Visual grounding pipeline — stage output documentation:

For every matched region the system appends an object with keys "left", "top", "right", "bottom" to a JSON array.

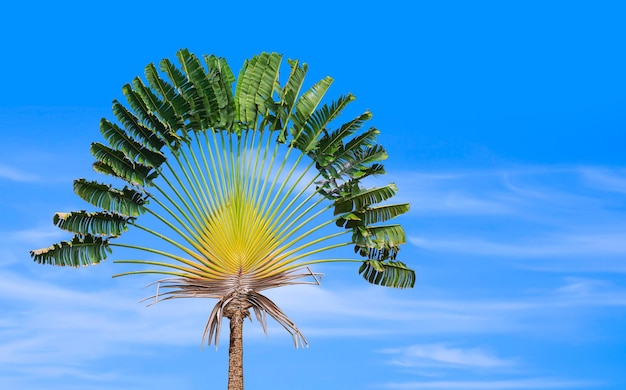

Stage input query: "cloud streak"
[
  {"left": 379, "top": 378, "right": 602, "bottom": 389},
  {"left": 409, "top": 231, "right": 626, "bottom": 259},
  {"left": 380, "top": 343, "right": 516, "bottom": 369},
  {"left": 392, "top": 166, "right": 626, "bottom": 276},
  {"left": 580, "top": 167, "right": 626, "bottom": 194},
  {"left": 394, "top": 166, "right": 624, "bottom": 221},
  {"left": 0, "top": 164, "right": 40, "bottom": 182}
]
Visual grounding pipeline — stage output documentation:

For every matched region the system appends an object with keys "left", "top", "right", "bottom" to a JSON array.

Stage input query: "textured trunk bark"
[{"left": 227, "top": 308, "right": 245, "bottom": 390}]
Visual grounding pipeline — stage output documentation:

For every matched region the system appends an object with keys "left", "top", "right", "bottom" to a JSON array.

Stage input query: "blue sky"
[{"left": 1, "top": 1, "right": 626, "bottom": 389}]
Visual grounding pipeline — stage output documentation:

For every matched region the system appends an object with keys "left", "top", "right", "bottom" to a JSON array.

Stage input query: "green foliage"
[
  {"left": 73, "top": 179, "right": 147, "bottom": 216},
  {"left": 334, "top": 184, "right": 398, "bottom": 214},
  {"left": 99, "top": 118, "right": 167, "bottom": 168},
  {"left": 236, "top": 52, "right": 282, "bottom": 132},
  {"left": 144, "top": 62, "right": 189, "bottom": 132},
  {"left": 359, "top": 260, "right": 415, "bottom": 288},
  {"left": 337, "top": 204, "right": 411, "bottom": 228},
  {"left": 290, "top": 77, "right": 334, "bottom": 140},
  {"left": 31, "top": 49, "right": 413, "bottom": 290},
  {"left": 111, "top": 100, "right": 166, "bottom": 151},
  {"left": 53, "top": 211, "right": 131, "bottom": 237},
  {"left": 352, "top": 225, "right": 406, "bottom": 253},
  {"left": 122, "top": 81, "right": 182, "bottom": 149},
  {"left": 30, "top": 234, "right": 111, "bottom": 267},
  {"left": 90, "top": 142, "right": 158, "bottom": 186},
  {"left": 291, "top": 94, "right": 354, "bottom": 153},
  {"left": 203, "top": 54, "right": 237, "bottom": 130}
]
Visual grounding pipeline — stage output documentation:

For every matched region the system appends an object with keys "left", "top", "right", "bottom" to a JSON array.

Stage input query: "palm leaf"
[
  {"left": 358, "top": 260, "right": 415, "bottom": 288},
  {"left": 131, "top": 77, "right": 181, "bottom": 136},
  {"left": 144, "top": 62, "right": 189, "bottom": 132},
  {"left": 235, "top": 52, "right": 282, "bottom": 131},
  {"left": 177, "top": 49, "right": 220, "bottom": 130},
  {"left": 353, "top": 224, "right": 406, "bottom": 248},
  {"left": 273, "top": 59, "right": 307, "bottom": 140},
  {"left": 290, "top": 76, "right": 333, "bottom": 140},
  {"left": 123, "top": 81, "right": 182, "bottom": 149},
  {"left": 334, "top": 184, "right": 398, "bottom": 215},
  {"left": 53, "top": 210, "right": 131, "bottom": 237},
  {"left": 111, "top": 101, "right": 166, "bottom": 151},
  {"left": 160, "top": 57, "right": 202, "bottom": 132},
  {"left": 343, "top": 127, "right": 380, "bottom": 150},
  {"left": 30, "top": 234, "right": 111, "bottom": 267},
  {"left": 352, "top": 225, "right": 406, "bottom": 265},
  {"left": 73, "top": 179, "right": 147, "bottom": 216},
  {"left": 100, "top": 118, "right": 167, "bottom": 169},
  {"left": 292, "top": 94, "right": 354, "bottom": 153},
  {"left": 337, "top": 203, "right": 410, "bottom": 228},
  {"left": 90, "top": 142, "right": 158, "bottom": 187},
  {"left": 277, "top": 59, "right": 307, "bottom": 115},
  {"left": 314, "top": 111, "right": 373, "bottom": 167},
  {"left": 360, "top": 203, "right": 410, "bottom": 226},
  {"left": 323, "top": 144, "right": 388, "bottom": 180},
  {"left": 327, "top": 128, "right": 386, "bottom": 172},
  {"left": 204, "top": 54, "right": 236, "bottom": 130}
]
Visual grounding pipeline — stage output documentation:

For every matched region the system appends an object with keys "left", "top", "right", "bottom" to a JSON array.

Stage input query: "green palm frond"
[
  {"left": 73, "top": 179, "right": 147, "bottom": 216},
  {"left": 313, "top": 110, "right": 373, "bottom": 166},
  {"left": 236, "top": 52, "right": 282, "bottom": 131},
  {"left": 31, "top": 234, "right": 111, "bottom": 267},
  {"left": 290, "top": 76, "right": 334, "bottom": 137},
  {"left": 99, "top": 119, "right": 167, "bottom": 169},
  {"left": 203, "top": 54, "right": 237, "bottom": 130},
  {"left": 292, "top": 94, "right": 354, "bottom": 153},
  {"left": 144, "top": 62, "right": 189, "bottom": 130},
  {"left": 334, "top": 184, "right": 399, "bottom": 214},
  {"left": 90, "top": 142, "right": 158, "bottom": 186},
  {"left": 343, "top": 126, "right": 380, "bottom": 151},
  {"left": 122, "top": 81, "right": 182, "bottom": 149},
  {"left": 112, "top": 100, "right": 166, "bottom": 151},
  {"left": 272, "top": 59, "right": 307, "bottom": 141},
  {"left": 359, "top": 260, "right": 415, "bottom": 288},
  {"left": 178, "top": 50, "right": 215, "bottom": 112},
  {"left": 353, "top": 224, "right": 406, "bottom": 250},
  {"left": 277, "top": 59, "right": 307, "bottom": 115},
  {"left": 161, "top": 57, "right": 205, "bottom": 132},
  {"left": 324, "top": 144, "right": 388, "bottom": 180},
  {"left": 337, "top": 203, "right": 411, "bottom": 228},
  {"left": 53, "top": 210, "right": 131, "bottom": 237}
]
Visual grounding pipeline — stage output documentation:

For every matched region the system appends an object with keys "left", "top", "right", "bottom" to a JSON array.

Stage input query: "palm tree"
[{"left": 30, "top": 50, "right": 414, "bottom": 390}]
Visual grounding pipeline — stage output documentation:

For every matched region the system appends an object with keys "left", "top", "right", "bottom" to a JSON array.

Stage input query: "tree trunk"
[{"left": 227, "top": 307, "right": 245, "bottom": 390}]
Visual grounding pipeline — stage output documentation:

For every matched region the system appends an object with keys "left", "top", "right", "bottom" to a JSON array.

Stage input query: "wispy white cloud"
[
  {"left": 0, "top": 225, "right": 68, "bottom": 267},
  {"left": 0, "top": 164, "right": 40, "bottom": 182},
  {"left": 545, "top": 277, "right": 626, "bottom": 307},
  {"left": 380, "top": 343, "right": 516, "bottom": 369},
  {"left": 393, "top": 166, "right": 624, "bottom": 223},
  {"left": 379, "top": 378, "right": 602, "bottom": 389},
  {"left": 409, "top": 231, "right": 626, "bottom": 259},
  {"left": 393, "top": 165, "right": 626, "bottom": 277},
  {"left": 391, "top": 171, "right": 517, "bottom": 216},
  {"left": 265, "top": 278, "right": 626, "bottom": 341},
  {"left": 409, "top": 190, "right": 515, "bottom": 216},
  {"left": 267, "top": 283, "right": 525, "bottom": 337},
  {"left": 4, "top": 225, "right": 66, "bottom": 245},
  {"left": 580, "top": 167, "right": 626, "bottom": 194}
]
